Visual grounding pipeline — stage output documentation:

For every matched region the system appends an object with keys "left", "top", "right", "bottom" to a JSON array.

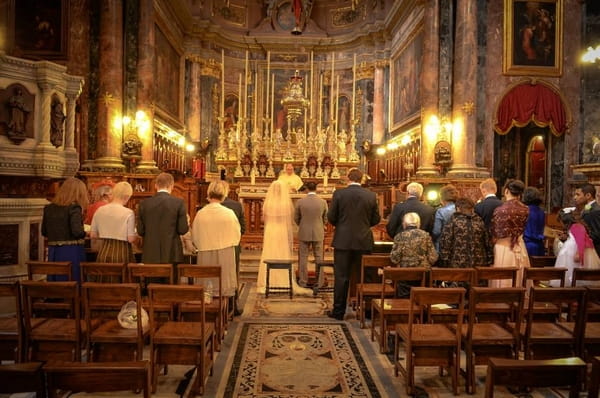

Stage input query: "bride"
[{"left": 256, "top": 180, "right": 313, "bottom": 296}]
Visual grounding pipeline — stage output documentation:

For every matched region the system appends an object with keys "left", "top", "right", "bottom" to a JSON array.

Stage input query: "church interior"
[{"left": 2, "top": 0, "right": 600, "bottom": 397}]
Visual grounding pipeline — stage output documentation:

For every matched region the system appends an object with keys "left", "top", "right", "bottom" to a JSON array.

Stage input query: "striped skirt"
[{"left": 96, "top": 238, "right": 135, "bottom": 264}]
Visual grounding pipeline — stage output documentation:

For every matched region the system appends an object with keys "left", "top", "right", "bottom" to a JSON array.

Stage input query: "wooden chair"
[
  {"left": 26, "top": 261, "right": 72, "bottom": 281},
  {"left": 127, "top": 263, "right": 174, "bottom": 314},
  {"left": 177, "top": 264, "right": 226, "bottom": 350},
  {"left": 572, "top": 269, "right": 600, "bottom": 320},
  {"left": 520, "top": 267, "right": 567, "bottom": 321},
  {"left": 474, "top": 266, "right": 518, "bottom": 287},
  {"left": 484, "top": 356, "right": 586, "bottom": 398},
  {"left": 81, "top": 261, "right": 126, "bottom": 283},
  {"left": 148, "top": 284, "right": 215, "bottom": 396},
  {"left": 20, "top": 280, "right": 83, "bottom": 361},
  {"left": 356, "top": 255, "right": 395, "bottom": 328},
  {"left": 560, "top": 287, "right": 600, "bottom": 361},
  {"left": 528, "top": 255, "right": 557, "bottom": 268},
  {"left": 370, "top": 267, "right": 427, "bottom": 353},
  {"left": 0, "top": 282, "right": 23, "bottom": 362},
  {"left": 460, "top": 287, "right": 526, "bottom": 394},
  {"left": 590, "top": 356, "right": 600, "bottom": 398},
  {"left": 0, "top": 361, "right": 45, "bottom": 397},
  {"left": 519, "top": 286, "right": 587, "bottom": 359},
  {"left": 44, "top": 360, "right": 150, "bottom": 398},
  {"left": 428, "top": 267, "right": 475, "bottom": 321},
  {"left": 82, "top": 282, "right": 147, "bottom": 362},
  {"left": 394, "top": 287, "right": 466, "bottom": 395}
]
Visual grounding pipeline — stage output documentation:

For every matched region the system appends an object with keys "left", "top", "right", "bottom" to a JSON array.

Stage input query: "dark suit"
[
  {"left": 386, "top": 196, "right": 435, "bottom": 238},
  {"left": 222, "top": 197, "right": 245, "bottom": 311},
  {"left": 474, "top": 195, "right": 503, "bottom": 230},
  {"left": 583, "top": 201, "right": 600, "bottom": 256},
  {"left": 137, "top": 191, "right": 189, "bottom": 264},
  {"left": 327, "top": 183, "right": 380, "bottom": 318}
]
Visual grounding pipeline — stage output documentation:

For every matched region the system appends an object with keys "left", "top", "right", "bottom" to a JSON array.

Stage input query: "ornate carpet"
[{"left": 223, "top": 322, "right": 382, "bottom": 398}]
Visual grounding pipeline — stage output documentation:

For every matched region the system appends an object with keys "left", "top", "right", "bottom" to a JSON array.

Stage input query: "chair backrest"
[
  {"left": 0, "top": 362, "right": 45, "bottom": 396},
  {"left": 429, "top": 267, "right": 475, "bottom": 287},
  {"left": 177, "top": 264, "right": 222, "bottom": 297},
  {"left": 572, "top": 268, "right": 600, "bottom": 287},
  {"left": 408, "top": 287, "right": 466, "bottom": 326},
  {"left": 468, "top": 287, "right": 526, "bottom": 339},
  {"left": 381, "top": 267, "right": 427, "bottom": 299},
  {"left": 82, "top": 282, "right": 142, "bottom": 321},
  {"left": 26, "top": 261, "right": 72, "bottom": 281},
  {"left": 360, "top": 255, "right": 393, "bottom": 283},
  {"left": 80, "top": 262, "right": 126, "bottom": 283},
  {"left": 127, "top": 263, "right": 174, "bottom": 284},
  {"left": 44, "top": 360, "right": 150, "bottom": 398},
  {"left": 528, "top": 255, "right": 557, "bottom": 268},
  {"left": 148, "top": 284, "right": 204, "bottom": 324},
  {"left": 523, "top": 267, "right": 567, "bottom": 288},
  {"left": 484, "top": 356, "right": 586, "bottom": 398},
  {"left": 475, "top": 266, "right": 519, "bottom": 287},
  {"left": 0, "top": 282, "right": 23, "bottom": 362}
]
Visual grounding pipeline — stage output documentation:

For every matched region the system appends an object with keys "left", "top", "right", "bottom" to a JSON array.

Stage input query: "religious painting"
[
  {"left": 503, "top": 0, "right": 563, "bottom": 77},
  {"left": 390, "top": 29, "right": 423, "bottom": 132},
  {"left": 223, "top": 93, "right": 239, "bottom": 132},
  {"left": 270, "top": 68, "right": 308, "bottom": 138},
  {"left": 154, "top": 25, "right": 181, "bottom": 119},
  {"left": 13, "top": 0, "right": 68, "bottom": 59},
  {"left": 337, "top": 95, "right": 351, "bottom": 133}
]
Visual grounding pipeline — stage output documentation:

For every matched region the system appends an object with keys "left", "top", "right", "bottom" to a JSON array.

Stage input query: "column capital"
[
  {"left": 374, "top": 60, "right": 389, "bottom": 69},
  {"left": 356, "top": 62, "right": 374, "bottom": 80}
]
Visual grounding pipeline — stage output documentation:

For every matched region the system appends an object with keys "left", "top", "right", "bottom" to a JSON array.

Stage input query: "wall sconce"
[
  {"left": 431, "top": 116, "right": 453, "bottom": 176},
  {"left": 121, "top": 111, "right": 145, "bottom": 160}
]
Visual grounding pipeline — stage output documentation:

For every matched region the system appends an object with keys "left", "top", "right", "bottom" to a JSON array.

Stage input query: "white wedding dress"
[{"left": 256, "top": 213, "right": 313, "bottom": 297}]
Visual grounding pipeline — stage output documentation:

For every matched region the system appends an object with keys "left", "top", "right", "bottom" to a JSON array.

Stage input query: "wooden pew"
[{"left": 0, "top": 361, "right": 45, "bottom": 397}]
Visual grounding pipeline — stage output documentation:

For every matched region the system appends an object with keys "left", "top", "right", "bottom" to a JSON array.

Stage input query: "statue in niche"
[
  {"left": 7, "top": 88, "right": 30, "bottom": 144},
  {"left": 50, "top": 99, "right": 66, "bottom": 147}
]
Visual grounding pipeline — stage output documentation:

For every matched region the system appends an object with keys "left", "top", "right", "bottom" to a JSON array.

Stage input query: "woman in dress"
[
  {"left": 191, "top": 180, "right": 240, "bottom": 298},
  {"left": 490, "top": 179, "right": 530, "bottom": 288},
  {"left": 42, "top": 177, "right": 89, "bottom": 282},
  {"left": 522, "top": 186, "right": 546, "bottom": 256},
  {"left": 256, "top": 180, "right": 313, "bottom": 296},
  {"left": 553, "top": 207, "right": 600, "bottom": 286},
  {"left": 90, "top": 181, "right": 138, "bottom": 264}
]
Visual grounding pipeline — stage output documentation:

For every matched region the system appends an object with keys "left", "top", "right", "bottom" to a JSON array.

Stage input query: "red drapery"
[{"left": 494, "top": 83, "right": 568, "bottom": 136}]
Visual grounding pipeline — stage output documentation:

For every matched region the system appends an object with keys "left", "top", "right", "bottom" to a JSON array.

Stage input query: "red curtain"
[{"left": 494, "top": 83, "right": 568, "bottom": 136}]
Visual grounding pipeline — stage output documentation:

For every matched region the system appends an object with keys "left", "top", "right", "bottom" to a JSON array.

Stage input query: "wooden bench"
[
  {"left": 0, "top": 361, "right": 45, "bottom": 397},
  {"left": 484, "top": 356, "right": 586, "bottom": 398}
]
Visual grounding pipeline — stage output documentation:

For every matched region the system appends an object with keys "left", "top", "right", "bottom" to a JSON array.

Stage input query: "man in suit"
[
  {"left": 137, "top": 172, "right": 189, "bottom": 265},
  {"left": 386, "top": 182, "right": 435, "bottom": 239},
  {"left": 221, "top": 182, "right": 246, "bottom": 315},
  {"left": 474, "top": 178, "right": 503, "bottom": 231},
  {"left": 575, "top": 183, "right": 600, "bottom": 256},
  {"left": 294, "top": 181, "right": 328, "bottom": 288},
  {"left": 327, "top": 168, "right": 380, "bottom": 321}
]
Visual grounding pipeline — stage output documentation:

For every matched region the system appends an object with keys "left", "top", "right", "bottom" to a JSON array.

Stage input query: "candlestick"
[
  {"left": 221, "top": 49, "right": 225, "bottom": 117},
  {"left": 310, "top": 51, "right": 314, "bottom": 111},
  {"left": 335, "top": 74, "right": 340, "bottom": 132},
  {"left": 254, "top": 70, "right": 258, "bottom": 132},
  {"left": 271, "top": 73, "right": 275, "bottom": 137},
  {"left": 266, "top": 51, "right": 270, "bottom": 120},
  {"left": 352, "top": 53, "right": 356, "bottom": 121},
  {"left": 244, "top": 50, "right": 249, "bottom": 118},
  {"left": 323, "top": 172, "right": 328, "bottom": 187},
  {"left": 330, "top": 53, "right": 335, "bottom": 125},
  {"left": 319, "top": 73, "right": 323, "bottom": 130},
  {"left": 238, "top": 73, "right": 242, "bottom": 136},
  {"left": 250, "top": 169, "right": 255, "bottom": 185}
]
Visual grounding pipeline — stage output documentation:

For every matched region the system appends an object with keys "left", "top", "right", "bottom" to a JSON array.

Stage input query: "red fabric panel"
[{"left": 494, "top": 83, "right": 568, "bottom": 136}]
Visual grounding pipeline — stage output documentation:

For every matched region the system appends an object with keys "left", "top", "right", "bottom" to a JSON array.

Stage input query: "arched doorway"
[{"left": 494, "top": 80, "right": 570, "bottom": 211}]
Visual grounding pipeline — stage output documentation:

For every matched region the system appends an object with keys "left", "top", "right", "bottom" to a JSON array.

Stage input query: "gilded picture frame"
[
  {"left": 390, "top": 28, "right": 423, "bottom": 133},
  {"left": 503, "top": 0, "right": 563, "bottom": 77},
  {"left": 12, "top": 0, "right": 68, "bottom": 59}
]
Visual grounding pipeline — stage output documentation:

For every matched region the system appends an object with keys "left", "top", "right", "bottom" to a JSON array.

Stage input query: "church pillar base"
[
  {"left": 447, "top": 164, "right": 490, "bottom": 178},
  {"left": 93, "top": 157, "right": 125, "bottom": 172},
  {"left": 135, "top": 160, "right": 159, "bottom": 174},
  {"left": 416, "top": 166, "right": 441, "bottom": 178}
]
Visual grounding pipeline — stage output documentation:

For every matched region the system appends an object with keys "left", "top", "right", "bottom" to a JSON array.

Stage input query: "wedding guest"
[
  {"left": 84, "top": 179, "right": 114, "bottom": 225},
  {"left": 386, "top": 182, "right": 435, "bottom": 238},
  {"left": 439, "top": 198, "right": 493, "bottom": 268},
  {"left": 137, "top": 172, "right": 189, "bottom": 264},
  {"left": 90, "top": 181, "right": 138, "bottom": 264},
  {"left": 522, "top": 186, "right": 546, "bottom": 256},
  {"left": 327, "top": 168, "right": 380, "bottom": 320},
  {"left": 490, "top": 179, "right": 530, "bottom": 288},
  {"left": 256, "top": 180, "right": 313, "bottom": 296},
  {"left": 390, "top": 212, "right": 438, "bottom": 268},
  {"left": 432, "top": 184, "right": 458, "bottom": 250},
  {"left": 191, "top": 180, "right": 240, "bottom": 297},
  {"left": 553, "top": 207, "right": 600, "bottom": 286},
  {"left": 575, "top": 183, "right": 600, "bottom": 256},
  {"left": 42, "top": 177, "right": 89, "bottom": 282},
  {"left": 475, "top": 178, "right": 503, "bottom": 231}
]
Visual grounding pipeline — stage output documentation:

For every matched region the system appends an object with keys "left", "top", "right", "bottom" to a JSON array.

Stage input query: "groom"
[{"left": 327, "top": 168, "right": 380, "bottom": 320}]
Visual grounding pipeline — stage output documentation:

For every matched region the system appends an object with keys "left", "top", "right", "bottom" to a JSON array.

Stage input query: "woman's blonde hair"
[
  {"left": 402, "top": 212, "right": 421, "bottom": 228},
  {"left": 112, "top": 181, "right": 133, "bottom": 202},
  {"left": 207, "top": 180, "right": 229, "bottom": 201},
  {"left": 53, "top": 177, "right": 89, "bottom": 208}
]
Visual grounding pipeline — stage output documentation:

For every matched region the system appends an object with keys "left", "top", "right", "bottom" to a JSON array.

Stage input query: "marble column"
[
  {"left": 38, "top": 84, "right": 53, "bottom": 146},
  {"left": 417, "top": 0, "right": 441, "bottom": 177},
  {"left": 448, "top": 0, "right": 487, "bottom": 177},
  {"left": 187, "top": 58, "right": 201, "bottom": 143},
  {"left": 65, "top": 78, "right": 83, "bottom": 152},
  {"left": 372, "top": 60, "right": 386, "bottom": 145},
  {"left": 135, "top": 0, "right": 157, "bottom": 172},
  {"left": 94, "top": 0, "right": 125, "bottom": 171}
]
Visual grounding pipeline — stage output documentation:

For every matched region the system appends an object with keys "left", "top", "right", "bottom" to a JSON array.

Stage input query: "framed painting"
[
  {"left": 390, "top": 29, "right": 423, "bottom": 132},
  {"left": 503, "top": 0, "right": 563, "bottom": 77},
  {"left": 13, "top": 0, "right": 68, "bottom": 59},
  {"left": 154, "top": 25, "right": 181, "bottom": 120}
]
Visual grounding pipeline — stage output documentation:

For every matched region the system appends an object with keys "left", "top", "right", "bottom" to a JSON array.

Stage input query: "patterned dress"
[
  {"left": 390, "top": 227, "right": 438, "bottom": 268},
  {"left": 490, "top": 199, "right": 530, "bottom": 287},
  {"left": 439, "top": 212, "right": 493, "bottom": 268}
]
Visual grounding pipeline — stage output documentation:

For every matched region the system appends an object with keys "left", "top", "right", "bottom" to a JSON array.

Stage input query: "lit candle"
[
  {"left": 352, "top": 53, "right": 356, "bottom": 121},
  {"left": 335, "top": 74, "right": 340, "bottom": 131},
  {"left": 330, "top": 53, "right": 335, "bottom": 124},
  {"left": 318, "top": 73, "right": 323, "bottom": 130},
  {"left": 254, "top": 70, "right": 258, "bottom": 132},
  {"left": 244, "top": 50, "right": 249, "bottom": 118},
  {"left": 221, "top": 49, "right": 225, "bottom": 117},
  {"left": 310, "top": 51, "right": 314, "bottom": 111},
  {"left": 266, "top": 51, "right": 270, "bottom": 120},
  {"left": 238, "top": 72, "right": 242, "bottom": 116},
  {"left": 271, "top": 73, "right": 275, "bottom": 137}
]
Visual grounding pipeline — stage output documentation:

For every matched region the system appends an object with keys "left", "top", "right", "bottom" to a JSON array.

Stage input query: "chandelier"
[{"left": 280, "top": 70, "right": 309, "bottom": 122}]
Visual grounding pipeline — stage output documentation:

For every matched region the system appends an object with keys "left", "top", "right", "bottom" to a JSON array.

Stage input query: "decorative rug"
[
  {"left": 224, "top": 322, "right": 382, "bottom": 398},
  {"left": 249, "top": 285, "right": 333, "bottom": 317}
]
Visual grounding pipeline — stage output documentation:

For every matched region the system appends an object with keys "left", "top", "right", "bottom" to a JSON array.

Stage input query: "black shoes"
[{"left": 326, "top": 310, "right": 344, "bottom": 321}]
